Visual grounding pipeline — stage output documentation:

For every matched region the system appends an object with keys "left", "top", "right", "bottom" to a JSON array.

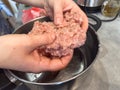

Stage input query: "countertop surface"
[{"left": 72, "top": 14, "right": 120, "bottom": 90}]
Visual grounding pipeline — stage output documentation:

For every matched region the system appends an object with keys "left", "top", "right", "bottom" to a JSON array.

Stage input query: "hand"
[
  {"left": 14, "top": 0, "right": 88, "bottom": 31},
  {"left": 0, "top": 34, "right": 73, "bottom": 73},
  {"left": 44, "top": 0, "right": 88, "bottom": 31}
]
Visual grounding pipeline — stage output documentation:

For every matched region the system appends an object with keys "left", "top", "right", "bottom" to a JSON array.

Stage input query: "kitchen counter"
[{"left": 72, "top": 14, "right": 120, "bottom": 90}]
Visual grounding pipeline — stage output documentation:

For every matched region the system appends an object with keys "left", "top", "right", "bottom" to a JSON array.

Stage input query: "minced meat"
[{"left": 28, "top": 10, "right": 87, "bottom": 57}]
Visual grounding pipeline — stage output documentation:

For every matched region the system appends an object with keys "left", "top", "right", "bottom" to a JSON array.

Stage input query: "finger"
[
  {"left": 73, "top": 5, "right": 88, "bottom": 31},
  {"left": 44, "top": 5, "right": 54, "bottom": 20},
  {"left": 29, "top": 33, "right": 55, "bottom": 49},
  {"left": 54, "top": 1, "right": 63, "bottom": 25},
  {"left": 61, "top": 52, "right": 73, "bottom": 67},
  {"left": 49, "top": 52, "right": 73, "bottom": 71},
  {"left": 63, "top": 0, "right": 74, "bottom": 12},
  {"left": 32, "top": 51, "right": 73, "bottom": 72},
  {"left": 26, "top": 53, "right": 51, "bottom": 73},
  {"left": 81, "top": 13, "right": 88, "bottom": 31},
  {"left": 36, "top": 55, "right": 51, "bottom": 72},
  {"left": 76, "top": 6, "right": 88, "bottom": 31}
]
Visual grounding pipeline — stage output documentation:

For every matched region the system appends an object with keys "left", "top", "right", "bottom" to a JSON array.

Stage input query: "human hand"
[
  {"left": 0, "top": 34, "right": 73, "bottom": 73},
  {"left": 14, "top": 0, "right": 88, "bottom": 31},
  {"left": 44, "top": 0, "right": 88, "bottom": 31}
]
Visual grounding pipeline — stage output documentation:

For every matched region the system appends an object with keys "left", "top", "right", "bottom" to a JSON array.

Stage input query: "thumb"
[
  {"left": 29, "top": 33, "right": 55, "bottom": 49},
  {"left": 54, "top": 1, "right": 63, "bottom": 25}
]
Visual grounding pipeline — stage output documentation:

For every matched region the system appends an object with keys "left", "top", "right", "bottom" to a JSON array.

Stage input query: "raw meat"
[{"left": 28, "top": 10, "right": 87, "bottom": 57}]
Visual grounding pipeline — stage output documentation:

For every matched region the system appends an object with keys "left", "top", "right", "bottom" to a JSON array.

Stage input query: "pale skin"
[{"left": 0, "top": 0, "right": 88, "bottom": 73}]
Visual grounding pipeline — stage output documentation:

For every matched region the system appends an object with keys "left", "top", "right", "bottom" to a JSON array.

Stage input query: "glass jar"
[{"left": 101, "top": 0, "right": 120, "bottom": 17}]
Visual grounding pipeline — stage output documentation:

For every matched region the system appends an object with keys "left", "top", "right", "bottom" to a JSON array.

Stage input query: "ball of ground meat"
[{"left": 28, "top": 10, "right": 87, "bottom": 57}]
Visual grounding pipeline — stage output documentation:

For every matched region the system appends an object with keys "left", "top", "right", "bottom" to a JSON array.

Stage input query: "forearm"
[{"left": 13, "top": 0, "right": 45, "bottom": 8}]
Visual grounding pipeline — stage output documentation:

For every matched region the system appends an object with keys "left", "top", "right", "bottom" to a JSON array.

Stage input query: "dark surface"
[
  {"left": 0, "top": 69, "right": 16, "bottom": 90},
  {"left": 13, "top": 84, "right": 30, "bottom": 90}
]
